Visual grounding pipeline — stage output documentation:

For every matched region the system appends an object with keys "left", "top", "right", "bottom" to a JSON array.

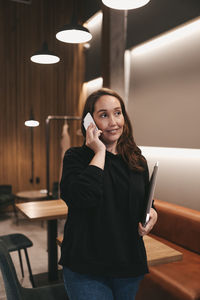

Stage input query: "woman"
[{"left": 59, "top": 88, "right": 157, "bottom": 300}]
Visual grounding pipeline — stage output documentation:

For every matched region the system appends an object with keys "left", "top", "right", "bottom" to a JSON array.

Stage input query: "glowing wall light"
[{"left": 131, "top": 17, "right": 200, "bottom": 56}]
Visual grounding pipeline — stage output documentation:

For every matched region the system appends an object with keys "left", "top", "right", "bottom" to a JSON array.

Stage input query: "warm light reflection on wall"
[
  {"left": 124, "top": 50, "right": 131, "bottom": 105},
  {"left": 140, "top": 146, "right": 200, "bottom": 160},
  {"left": 84, "top": 11, "right": 103, "bottom": 29},
  {"left": 139, "top": 146, "right": 200, "bottom": 211},
  {"left": 83, "top": 77, "right": 103, "bottom": 98},
  {"left": 79, "top": 77, "right": 103, "bottom": 119},
  {"left": 131, "top": 17, "right": 200, "bottom": 55}
]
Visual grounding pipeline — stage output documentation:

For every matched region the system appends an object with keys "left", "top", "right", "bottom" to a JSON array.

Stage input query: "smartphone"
[{"left": 83, "top": 112, "right": 98, "bottom": 131}]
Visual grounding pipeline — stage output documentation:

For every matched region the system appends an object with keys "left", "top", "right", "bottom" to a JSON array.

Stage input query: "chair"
[
  {"left": 51, "top": 182, "right": 59, "bottom": 199},
  {"left": 0, "top": 233, "right": 35, "bottom": 287},
  {"left": 0, "top": 185, "right": 18, "bottom": 223},
  {"left": 0, "top": 240, "right": 68, "bottom": 300}
]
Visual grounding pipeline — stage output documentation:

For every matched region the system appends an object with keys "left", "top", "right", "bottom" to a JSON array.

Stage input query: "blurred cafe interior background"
[
  {"left": 0, "top": 0, "right": 200, "bottom": 210},
  {"left": 0, "top": 0, "right": 200, "bottom": 299}
]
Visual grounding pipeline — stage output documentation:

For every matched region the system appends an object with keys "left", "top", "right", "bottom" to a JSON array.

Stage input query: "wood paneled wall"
[{"left": 0, "top": 0, "right": 85, "bottom": 193}]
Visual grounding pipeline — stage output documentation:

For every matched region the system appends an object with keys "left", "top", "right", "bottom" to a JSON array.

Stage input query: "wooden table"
[
  {"left": 15, "top": 199, "right": 68, "bottom": 282},
  {"left": 57, "top": 235, "right": 182, "bottom": 267},
  {"left": 16, "top": 190, "right": 48, "bottom": 200},
  {"left": 16, "top": 199, "right": 182, "bottom": 280},
  {"left": 143, "top": 235, "right": 182, "bottom": 266}
]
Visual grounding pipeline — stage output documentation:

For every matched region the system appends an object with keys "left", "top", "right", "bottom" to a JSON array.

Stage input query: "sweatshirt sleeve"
[{"left": 60, "top": 147, "right": 104, "bottom": 209}]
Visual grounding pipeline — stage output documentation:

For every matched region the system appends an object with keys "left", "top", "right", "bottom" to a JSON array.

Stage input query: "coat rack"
[{"left": 45, "top": 115, "right": 81, "bottom": 198}]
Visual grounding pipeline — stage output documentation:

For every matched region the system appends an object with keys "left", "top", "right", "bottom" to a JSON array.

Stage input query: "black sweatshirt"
[{"left": 59, "top": 145, "right": 149, "bottom": 278}]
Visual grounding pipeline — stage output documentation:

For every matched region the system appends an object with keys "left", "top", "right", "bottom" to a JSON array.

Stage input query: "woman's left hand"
[{"left": 138, "top": 208, "right": 158, "bottom": 236}]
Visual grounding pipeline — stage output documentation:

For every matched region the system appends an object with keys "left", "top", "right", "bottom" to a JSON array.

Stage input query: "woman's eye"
[
  {"left": 115, "top": 111, "right": 122, "bottom": 116},
  {"left": 100, "top": 113, "right": 107, "bottom": 118}
]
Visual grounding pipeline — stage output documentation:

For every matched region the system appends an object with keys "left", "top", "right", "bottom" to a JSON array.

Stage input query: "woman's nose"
[{"left": 108, "top": 115, "right": 116, "bottom": 126}]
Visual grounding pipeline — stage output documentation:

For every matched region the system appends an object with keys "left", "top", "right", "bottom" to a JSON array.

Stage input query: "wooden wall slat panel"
[{"left": 0, "top": 0, "right": 84, "bottom": 194}]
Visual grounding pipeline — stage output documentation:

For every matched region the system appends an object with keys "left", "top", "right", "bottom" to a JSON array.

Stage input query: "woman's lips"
[{"left": 105, "top": 128, "right": 120, "bottom": 134}]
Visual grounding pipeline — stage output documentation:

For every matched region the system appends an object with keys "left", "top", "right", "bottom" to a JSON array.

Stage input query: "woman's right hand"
[{"left": 86, "top": 123, "right": 106, "bottom": 154}]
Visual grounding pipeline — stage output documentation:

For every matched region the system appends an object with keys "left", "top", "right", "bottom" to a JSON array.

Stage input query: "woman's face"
[{"left": 93, "top": 95, "right": 124, "bottom": 147}]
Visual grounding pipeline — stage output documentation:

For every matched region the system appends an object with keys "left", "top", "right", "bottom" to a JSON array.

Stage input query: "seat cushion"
[
  {"left": 0, "top": 234, "right": 33, "bottom": 252},
  {"left": 136, "top": 235, "right": 200, "bottom": 300}
]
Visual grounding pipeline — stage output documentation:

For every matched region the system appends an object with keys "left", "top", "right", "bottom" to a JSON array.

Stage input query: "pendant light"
[
  {"left": 30, "top": 0, "right": 60, "bottom": 64},
  {"left": 56, "top": 24, "right": 92, "bottom": 44},
  {"left": 24, "top": 110, "right": 39, "bottom": 127},
  {"left": 30, "top": 42, "right": 60, "bottom": 64},
  {"left": 24, "top": 109, "right": 39, "bottom": 184},
  {"left": 24, "top": 119, "right": 39, "bottom": 127},
  {"left": 102, "top": 0, "right": 150, "bottom": 10},
  {"left": 56, "top": 0, "right": 92, "bottom": 44}
]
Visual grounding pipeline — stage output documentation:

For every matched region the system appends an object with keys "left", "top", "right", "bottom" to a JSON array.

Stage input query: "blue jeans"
[{"left": 63, "top": 266, "right": 143, "bottom": 300}]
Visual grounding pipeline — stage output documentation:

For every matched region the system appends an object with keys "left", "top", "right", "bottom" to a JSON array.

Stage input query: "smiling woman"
[
  {"left": 92, "top": 94, "right": 124, "bottom": 153},
  {"left": 59, "top": 88, "right": 158, "bottom": 300},
  {"left": 81, "top": 88, "right": 146, "bottom": 171}
]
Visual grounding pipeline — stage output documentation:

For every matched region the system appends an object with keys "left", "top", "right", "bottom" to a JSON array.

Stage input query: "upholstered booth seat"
[
  {"left": 137, "top": 237, "right": 200, "bottom": 300},
  {"left": 136, "top": 200, "right": 200, "bottom": 300}
]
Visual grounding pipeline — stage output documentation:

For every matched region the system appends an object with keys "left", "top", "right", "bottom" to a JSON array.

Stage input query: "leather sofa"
[{"left": 136, "top": 199, "right": 200, "bottom": 300}]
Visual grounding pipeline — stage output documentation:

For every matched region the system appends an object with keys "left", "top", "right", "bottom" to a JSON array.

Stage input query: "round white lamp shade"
[
  {"left": 30, "top": 54, "right": 60, "bottom": 64},
  {"left": 102, "top": 0, "right": 150, "bottom": 10},
  {"left": 24, "top": 120, "right": 40, "bottom": 127},
  {"left": 56, "top": 24, "right": 92, "bottom": 44},
  {"left": 30, "top": 42, "right": 60, "bottom": 64}
]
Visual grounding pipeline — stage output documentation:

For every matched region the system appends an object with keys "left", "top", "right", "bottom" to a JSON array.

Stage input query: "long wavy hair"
[{"left": 81, "top": 88, "right": 146, "bottom": 172}]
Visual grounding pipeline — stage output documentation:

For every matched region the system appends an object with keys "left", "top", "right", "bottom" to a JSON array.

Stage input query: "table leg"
[{"left": 47, "top": 219, "right": 58, "bottom": 281}]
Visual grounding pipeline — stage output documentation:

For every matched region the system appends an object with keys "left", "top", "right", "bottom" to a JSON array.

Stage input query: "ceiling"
[
  {"left": 9, "top": 0, "right": 200, "bottom": 82},
  {"left": 9, "top": 0, "right": 200, "bottom": 48},
  {"left": 126, "top": 0, "right": 200, "bottom": 48},
  {"left": 83, "top": 0, "right": 200, "bottom": 48}
]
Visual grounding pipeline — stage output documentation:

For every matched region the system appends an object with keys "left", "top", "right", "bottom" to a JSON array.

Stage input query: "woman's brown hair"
[{"left": 81, "top": 88, "right": 146, "bottom": 172}]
